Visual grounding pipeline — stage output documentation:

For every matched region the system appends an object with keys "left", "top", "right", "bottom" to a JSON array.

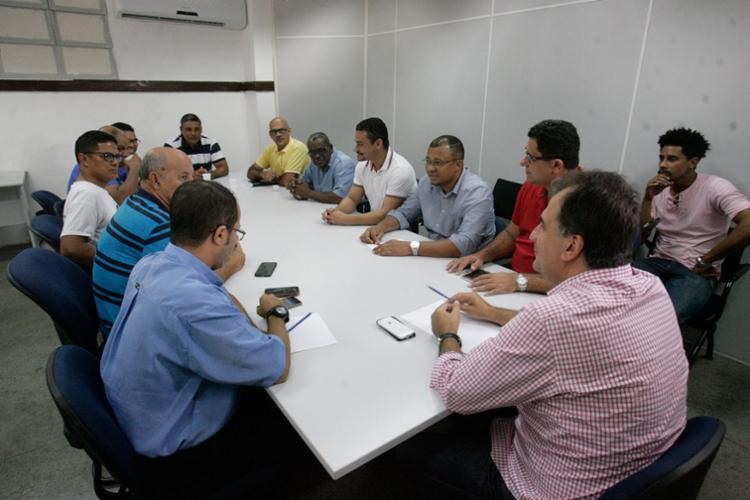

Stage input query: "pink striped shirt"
[{"left": 431, "top": 265, "right": 688, "bottom": 499}]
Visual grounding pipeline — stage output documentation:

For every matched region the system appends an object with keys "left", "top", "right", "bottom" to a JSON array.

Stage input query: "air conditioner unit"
[{"left": 114, "top": 0, "right": 248, "bottom": 30}]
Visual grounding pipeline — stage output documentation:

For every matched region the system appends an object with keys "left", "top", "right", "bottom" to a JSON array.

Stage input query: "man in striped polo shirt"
[
  {"left": 165, "top": 113, "right": 229, "bottom": 180},
  {"left": 92, "top": 147, "right": 243, "bottom": 335}
]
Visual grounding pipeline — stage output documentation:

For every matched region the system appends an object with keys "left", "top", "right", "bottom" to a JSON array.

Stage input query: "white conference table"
[{"left": 220, "top": 174, "right": 540, "bottom": 480}]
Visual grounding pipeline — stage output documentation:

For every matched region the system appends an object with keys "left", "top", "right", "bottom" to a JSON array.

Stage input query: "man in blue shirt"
[
  {"left": 360, "top": 135, "right": 495, "bottom": 257},
  {"left": 92, "top": 147, "right": 247, "bottom": 335},
  {"left": 100, "top": 181, "right": 294, "bottom": 497},
  {"left": 287, "top": 132, "right": 356, "bottom": 203}
]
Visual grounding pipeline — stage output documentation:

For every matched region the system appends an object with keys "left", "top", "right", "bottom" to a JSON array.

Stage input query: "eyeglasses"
[
  {"left": 308, "top": 147, "right": 330, "bottom": 156},
  {"left": 224, "top": 225, "right": 246, "bottom": 241},
  {"left": 423, "top": 158, "right": 457, "bottom": 168},
  {"left": 83, "top": 152, "right": 124, "bottom": 163},
  {"left": 524, "top": 151, "right": 555, "bottom": 163},
  {"left": 130, "top": 139, "right": 141, "bottom": 145},
  {"left": 269, "top": 128, "right": 289, "bottom": 135}
]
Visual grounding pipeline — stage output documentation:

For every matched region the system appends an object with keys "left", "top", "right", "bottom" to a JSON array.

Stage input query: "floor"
[{"left": 1, "top": 243, "right": 748, "bottom": 499}]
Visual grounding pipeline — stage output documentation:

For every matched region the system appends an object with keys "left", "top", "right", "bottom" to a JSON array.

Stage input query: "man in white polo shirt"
[{"left": 322, "top": 117, "right": 416, "bottom": 225}]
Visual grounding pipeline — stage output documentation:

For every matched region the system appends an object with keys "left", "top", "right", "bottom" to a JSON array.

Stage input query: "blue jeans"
[{"left": 632, "top": 257, "right": 715, "bottom": 323}]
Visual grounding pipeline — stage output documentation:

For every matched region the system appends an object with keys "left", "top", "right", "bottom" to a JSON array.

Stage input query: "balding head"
[
  {"left": 99, "top": 125, "right": 129, "bottom": 155},
  {"left": 269, "top": 116, "right": 291, "bottom": 150},
  {"left": 140, "top": 147, "right": 194, "bottom": 206}
]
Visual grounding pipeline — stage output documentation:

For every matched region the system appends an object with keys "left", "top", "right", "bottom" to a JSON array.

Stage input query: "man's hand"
[
  {"left": 644, "top": 173, "right": 672, "bottom": 200},
  {"left": 194, "top": 167, "right": 208, "bottom": 181},
  {"left": 692, "top": 264, "right": 720, "bottom": 278},
  {"left": 373, "top": 240, "right": 410, "bottom": 256},
  {"left": 261, "top": 168, "right": 276, "bottom": 183},
  {"left": 431, "top": 301, "right": 461, "bottom": 336},
  {"left": 257, "top": 293, "right": 283, "bottom": 318},
  {"left": 470, "top": 272, "right": 518, "bottom": 295},
  {"left": 123, "top": 153, "right": 141, "bottom": 172},
  {"left": 451, "top": 292, "right": 495, "bottom": 322},
  {"left": 288, "top": 178, "right": 310, "bottom": 200},
  {"left": 216, "top": 243, "right": 246, "bottom": 281},
  {"left": 446, "top": 254, "right": 484, "bottom": 273},
  {"left": 360, "top": 226, "right": 385, "bottom": 244},
  {"left": 321, "top": 208, "right": 349, "bottom": 225}
]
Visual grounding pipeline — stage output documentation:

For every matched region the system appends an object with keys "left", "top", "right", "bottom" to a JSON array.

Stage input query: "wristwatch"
[
  {"left": 438, "top": 333, "right": 462, "bottom": 349},
  {"left": 265, "top": 305, "right": 290, "bottom": 323},
  {"left": 516, "top": 273, "right": 528, "bottom": 292},
  {"left": 410, "top": 241, "right": 420, "bottom": 256},
  {"left": 695, "top": 256, "right": 712, "bottom": 269}
]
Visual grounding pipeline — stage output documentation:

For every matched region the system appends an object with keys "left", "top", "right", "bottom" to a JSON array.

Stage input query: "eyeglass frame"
[
  {"left": 524, "top": 151, "right": 557, "bottom": 163},
  {"left": 214, "top": 224, "right": 246, "bottom": 241},
  {"left": 422, "top": 157, "right": 459, "bottom": 168},
  {"left": 82, "top": 151, "right": 125, "bottom": 163},
  {"left": 269, "top": 128, "right": 290, "bottom": 136}
]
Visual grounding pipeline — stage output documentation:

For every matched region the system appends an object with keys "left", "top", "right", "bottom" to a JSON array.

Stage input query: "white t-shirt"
[
  {"left": 61, "top": 180, "right": 118, "bottom": 244},
  {"left": 352, "top": 148, "right": 417, "bottom": 210}
]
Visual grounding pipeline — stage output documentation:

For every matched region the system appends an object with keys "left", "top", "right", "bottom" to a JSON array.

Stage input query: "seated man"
[
  {"left": 360, "top": 135, "right": 494, "bottom": 258},
  {"left": 61, "top": 130, "right": 120, "bottom": 268},
  {"left": 322, "top": 117, "right": 416, "bottom": 225},
  {"left": 287, "top": 132, "right": 355, "bottom": 203},
  {"left": 447, "top": 119, "right": 580, "bottom": 295},
  {"left": 633, "top": 127, "right": 750, "bottom": 323},
  {"left": 67, "top": 124, "right": 140, "bottom": 204},
  {"left": 246, "top": 116, "right": 308, "bottom": 187},
  {"left": 100, "top": 181, "right": 295, "bottom": 498},
  {"left": 417, "top": 171, "right": 688, "bottom": 499},
  {"left": 165, "top": 113, "right": 229, "bottom": 180},
  {"left": 93, "top": 147, "right": 246, "bottom": 336},
  {"left": 112, "top": 121, "right": 141, "bottom": 159}
]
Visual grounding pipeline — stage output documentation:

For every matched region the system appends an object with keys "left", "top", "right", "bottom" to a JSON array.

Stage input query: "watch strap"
[{"left": 438, "top": 333, "right": 462, "bottom": 349}]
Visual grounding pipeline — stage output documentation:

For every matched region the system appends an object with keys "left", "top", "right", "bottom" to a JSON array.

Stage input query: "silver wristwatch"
[
  {"left": 695, "top": 256, "right": 711, "bottom": 268},
  {"left": 516, "top": 273, "right": 528, "bottom": 292},
  {"left": 410, "top": 241, "right": 420, "bottom": 256}
]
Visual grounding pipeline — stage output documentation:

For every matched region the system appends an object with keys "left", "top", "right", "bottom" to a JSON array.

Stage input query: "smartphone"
[
  {"left": 251, "top": 180, "right": 275, "bottom": 187},
  {"left": 377, "top": 316, "right": 416, "bottom": 341},
  {"left": 462, "top": 269, "right": 489, "bottom": 281},
  {"left": 281, "top": 296, "right": 302, "bottom": 309},
  {"left": 254, "top": 262, "right": 277, "bottom": 277},
  {"left": 264, "top": 286, "right": 299, "bottom": 297}
]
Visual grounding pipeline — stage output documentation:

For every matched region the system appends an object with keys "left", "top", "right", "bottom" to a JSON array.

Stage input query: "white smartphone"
[{"left": 377, "top": 316, "right": 416, "bottom": 341}]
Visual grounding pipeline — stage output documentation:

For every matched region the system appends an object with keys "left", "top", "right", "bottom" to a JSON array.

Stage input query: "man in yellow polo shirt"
[{"left": 246, "top": 117, "right": 308, "bottom": 187}]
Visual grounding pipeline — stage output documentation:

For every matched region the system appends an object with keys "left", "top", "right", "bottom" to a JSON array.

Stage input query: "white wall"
[
  {"left": 272, "top": 0, "right": 750, "bottom": 362},
  {"left": 0, "top": 0, "right": 276, "bottom": 245}
]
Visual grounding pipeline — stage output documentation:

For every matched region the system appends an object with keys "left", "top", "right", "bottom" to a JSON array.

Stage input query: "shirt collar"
[
  {"left": 369, "top": 148, "right": 393, "bottom": 172},
  {"left": 136, "top": 187, "right": 168, "bottom": 211},
  {"left": 164, "top": 243, "right": 223, "bottom": 286},
  {"left": 548, "top": 264, "right": 635, "bottom": 296}
]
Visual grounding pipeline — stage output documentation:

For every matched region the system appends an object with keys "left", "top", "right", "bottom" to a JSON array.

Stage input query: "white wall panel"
[
  {"left": 365, "top": 33, "right": 395, "bottom": 124},
  {"left": 397, "top": 0, "right": 490, "bottom": 29},
  {"left": 366, "top": 0, "right": 395, "bottom": 34},
  {"left": 274, "top": 0, "right": 364, "bottom": 37}
]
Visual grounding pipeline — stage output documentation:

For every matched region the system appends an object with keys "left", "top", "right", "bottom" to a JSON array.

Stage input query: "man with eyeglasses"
[
  {"left": 246, "top": 116, "right": 308, "bottom": 187},
  {"left": 60, "top": 130, "right": 121, "bottom": 268},
  {"left": 112, "top": 121, "right": 141, "bottom": 157},
  {"left": 66, "top": 125, "right": 141, "bottom": 204},
  {"left": 101, "top": 181, "right": 300, "bottom": 498},
  {"left": 447, "top": 119, "right": 580, "bottom": 300},
  {"left": 632, "top": 127, "right": 750, "bottom": 323},
  {"left": 165, "top": 113, "right": 229, "bottom": 181},
  {"left": 287, "top": 132, "right": 356, "bottom": 203},
  {"left": 360, "top": 135, "right": 494, "bottom": 258}
]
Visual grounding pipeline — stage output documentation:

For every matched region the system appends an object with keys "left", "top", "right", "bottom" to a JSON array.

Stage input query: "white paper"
[
  {"left": 399, "top": 300, "right": 501, "bottom": 353},
  {"left": 287, "top": 312, "right": 337, "bottom": 353}
]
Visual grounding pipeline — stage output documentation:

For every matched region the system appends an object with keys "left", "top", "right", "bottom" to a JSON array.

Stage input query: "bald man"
[
  {"left": 92, "top": 147, "right": 244, "bottom": 335},
  {"left": 246, "top": 116, "right": 308, "bottom": 187},
  {"left": 67, "top": 125, "right": 141, "bottom": 204}
]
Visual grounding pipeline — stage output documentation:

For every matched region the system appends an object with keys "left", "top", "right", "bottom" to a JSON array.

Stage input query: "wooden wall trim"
[{"left": 0, "top": 80, "right": 274, "bottom": 92}]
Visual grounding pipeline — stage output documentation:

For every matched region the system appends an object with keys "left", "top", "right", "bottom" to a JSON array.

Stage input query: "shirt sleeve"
[
  {"left": 302, "top": 161, "right": 314, "bottom": 185},
  {"left": 384, "top": 162, "right": 416, "bottom": 200},
  {"left": 511, "top": 182, "right": 528, "bottom": 226},
  {"left": 61, "top": 187, "right": 100, "bottom": 239},
  {"left": 430, "top": 305, "right": 557, "bottom": 413},
  {"left": 352, "top": 162, "right": 365, "bottom": 187},
  {"left": 283, "top": 141, "right": 309, "bottom": 175},
  {"left": 332, "top": 156, "right": 356, "bottom": 198},
  {"left": 255, "top": 144, "right": 271, "bottom": 168},
  {"left": 389, "top": 188, "right": 422, "bottom": 229},
  {"left": 711, "top": 177, "right": 750, "bottom": 219},
  {"left": 448, "top": 183, "right": 495, "bottom": 255},
  {"left": 210, "top": 142, "right": 226, "bottom": 163}
]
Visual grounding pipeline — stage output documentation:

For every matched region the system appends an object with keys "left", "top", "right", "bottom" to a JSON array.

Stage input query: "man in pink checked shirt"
[{"left": 412, "top": 171, "right": 688, "bottom": 499}]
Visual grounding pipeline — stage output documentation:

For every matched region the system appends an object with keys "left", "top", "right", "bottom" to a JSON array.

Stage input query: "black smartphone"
[
  {"left": 281, "top": 296, "right": 302, "bottom": 309},
  {"left": 254, "top": 262, "right": 277, "bottom": 277},
  {"left": 462, "top": 269, "right": 489, "bottom": 281},
  {"left": 252, "top": 180, "right": 275, "bottom": 187},
  {"left": 264, "top": 286, "right": 299, "bottom": 297}
]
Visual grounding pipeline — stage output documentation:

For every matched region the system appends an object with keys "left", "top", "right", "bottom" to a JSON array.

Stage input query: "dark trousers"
[
  {"left": 135, "top": 387, "right": 309, "bottom": 499},
  {"left": 388, "top": 409, "right": 517, "bottom": 500}
]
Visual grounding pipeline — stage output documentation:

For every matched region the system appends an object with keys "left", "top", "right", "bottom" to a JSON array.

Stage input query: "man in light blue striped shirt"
[
  {"left": 287, "top": 132, "right": 356, "bottom": 203},
  {"left": 361, "top": 135, "right": 495, "bottom": 257}
]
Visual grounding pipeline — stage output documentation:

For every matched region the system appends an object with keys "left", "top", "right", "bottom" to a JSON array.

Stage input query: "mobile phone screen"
[
  {"left": 462, "top": 269, "right": 489, "bottom": 281},
  {"left": 255, "top": 262, "right": 277, "bottom": 277},
  {"left": 281, "top": 296, "right": 302, "bottom": 309}
]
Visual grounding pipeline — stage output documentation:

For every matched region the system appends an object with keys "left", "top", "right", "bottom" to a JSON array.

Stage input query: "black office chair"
[
  {"left": 31, "top": 189, "right": 63, "bottom": 216},
  {"left": 46, "top": 345, "right": 142, "bottom": 499},
  {"left": 600, "top": 416, "right": 725, "bottom": 499},
  {"left": 30, "top": 214, "right": 63, "bottom": 252},
  {"left": 53, "top": 198, "right": 66, "bottom": 217},
  {"left": 6, "top": 247, "right": 100, "bottom": 353},
  {"left": 492, "top": 178, "right": 522, "bottom": 235}
]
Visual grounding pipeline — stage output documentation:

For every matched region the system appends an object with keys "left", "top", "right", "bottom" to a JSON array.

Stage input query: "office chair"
[
  {"left": 30, "top": 214, "right": 63, "bottom": 252},
  {"left": 492, "top": 178, "right": 522, "bottom": 235},
  {"left": 31, "top": 190, "right": 63, "bottom": 216},
  {"left": 53, "top": 198, "right": 66, "bottom": 217},
  {"left": 46, "top": 345, "right": 142, "bottom": 499},
  {"left": 6, "top": 247, "right": 100, "bottom": 353},
  {"left": 600, "top": 416, "right": 725, "bottom": 499}
]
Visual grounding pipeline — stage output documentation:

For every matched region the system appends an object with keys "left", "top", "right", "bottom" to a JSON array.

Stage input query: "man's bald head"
[
  {"left": 99, "top": 125, "right": 129, "bottom": 155},
  {"left": 140, "top": 147, "right": 194, "bottom": 206},
  {"left": 269, "top": 116, "right": 292, "bottom": 150}
]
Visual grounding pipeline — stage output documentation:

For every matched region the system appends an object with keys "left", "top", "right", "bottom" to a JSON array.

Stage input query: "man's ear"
[
  {"left": 561, "top": 234, "right": 584, "bottom": 263},
  {"left": 211, "top": 224, "right": 229, "bottom": 246},
  {"left": 689, "top": 157, "right": 700, "bottom": 170}
]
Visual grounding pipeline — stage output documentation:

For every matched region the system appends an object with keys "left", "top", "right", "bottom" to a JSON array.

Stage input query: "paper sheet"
[
  {"left": 287, "top": 312, "right": 337, "bottom": 353},
  {"left": 399, "top": 300, "right": 501, "bottom": 353}
]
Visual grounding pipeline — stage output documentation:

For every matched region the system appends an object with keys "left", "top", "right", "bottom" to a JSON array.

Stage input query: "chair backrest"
[
  {"left": 31, "top": 190, "right": 63, "bottom": 215},
  {"left": 46, "top": 345, "right": 139, "bottom": 494},
  {"left": 492, "top": 178, "right": 523, "bottom": 221},
  {"left": 30, "top": 214, "right": 63, "bottom": 252},
  {"left": 600, "top": 416, "right": 726, "bottom": 499},
  {"left": 53, "top": 198, "right": 66, "bottom": 217},
  {"left": 6, "top": 247, "right": 99, "bottom": 352}
]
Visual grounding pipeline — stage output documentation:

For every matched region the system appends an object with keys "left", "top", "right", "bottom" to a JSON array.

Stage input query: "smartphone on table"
[
  {"left": 264, "top": 286, "right": 299, "bottom": 297},
  {"left": 377, "top": 316, "right": 416, "bottom": 341},
  {"left": 461, "top": 268, "right": 489, "bottom": 281},
  {"left": 255, "top": 262, "right": 277, "bottom": 277}
]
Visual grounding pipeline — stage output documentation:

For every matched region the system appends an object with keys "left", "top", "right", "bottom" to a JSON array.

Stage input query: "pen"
[
  {"left": 288, "top": 312, "right": 312, "bottom": 332},
  {"left": 427, "top": 285, "right": 450, "bottom": 300}
]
